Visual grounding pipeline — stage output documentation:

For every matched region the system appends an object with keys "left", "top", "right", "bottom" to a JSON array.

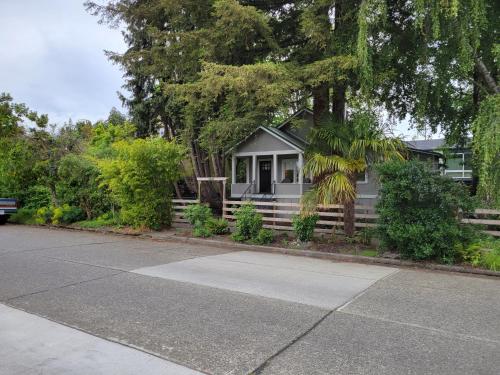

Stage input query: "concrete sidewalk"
[
  {"left": 0, "top": 304, "right": 201, "bottom": 375},
  {"left": 1, "top": 225, "right": 499, "bottom": 374}
]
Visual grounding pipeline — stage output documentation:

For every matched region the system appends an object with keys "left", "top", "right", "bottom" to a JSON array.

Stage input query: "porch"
[{"left": 230, "top": 152, "right": 313, "bottom": 199}]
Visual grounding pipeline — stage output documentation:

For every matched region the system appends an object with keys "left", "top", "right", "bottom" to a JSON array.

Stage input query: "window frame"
[
  {"left": 445, "top": 152, "right": 473, "bottom": 179},
  {"left": 281, "top": 158, "right": 298, "bottom": 183},
  {"left": 356, "top": 169, "right": 368, "bottom": 184}
]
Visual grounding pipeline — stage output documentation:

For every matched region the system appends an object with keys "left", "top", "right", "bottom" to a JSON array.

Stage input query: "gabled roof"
[
  {"left": 405, "top": 139, "right": 446, "bottom": 151},
  {"left": 406, "top": 138, "right": 471, "bottom": 151},
  {"left": 262, "top": 125, "right": 307, "bottom": 151},
  {"left": 277, "top": 108, "right": 313, "bottom": 130},
  {"left": 226, "top": 108, "right": 313, "bottom": 154}
]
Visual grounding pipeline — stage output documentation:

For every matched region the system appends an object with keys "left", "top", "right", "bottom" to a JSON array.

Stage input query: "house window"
[
  {"left": 236, "top": 159, "right": 248, "bottom": 183},
  {"left": 281, "top": 159, "right": 297, "bottom": 183},
  {"left": 445, "top": 152, "right": 472, "bottom": 179},
  {"left": 356, "top": 170, "right": 368, "bottom": 184}
]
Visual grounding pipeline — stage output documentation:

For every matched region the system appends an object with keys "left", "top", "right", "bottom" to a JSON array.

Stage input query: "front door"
[{"left": 259, "top": 160, "right": 272, "bottom": 193}]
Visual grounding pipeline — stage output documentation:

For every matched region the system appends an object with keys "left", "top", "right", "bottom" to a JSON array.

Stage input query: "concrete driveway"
[{"left": 1, "top": 225, "right": 499, "bottom": 374}]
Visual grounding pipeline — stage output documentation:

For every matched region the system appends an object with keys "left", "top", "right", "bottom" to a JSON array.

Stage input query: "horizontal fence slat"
[
  {"left": 483, "top": 230, "right": 500, "bottom": 237},
  {"left": 173, "top": 219, "right": 189, "bottom": 223},
  {"left": 461, "top": 218, "right": 500, "bottom": 226},
  {"left": 223, "top": 215, "right": 342, "bottom": 227},
  {"left": 225, "top": 200, "right": 300, "bottom": 207},
  {"left": 223, "top": 207, "right": 345, "bottom": 217},
  {"left": 354, "top": 222, "right": 377, "bottom": 228},
  {"left": 474, "top": 208, "right": 500, "bottom": 215},
  {"left": 172, "top": 199, "right": 199, "bottom": 204},
  {"left": 356, "top": 213, "right": 379, "bottom": 219},
  {"left": 225, "top": 200, "right": 373, "bottom": 211}
]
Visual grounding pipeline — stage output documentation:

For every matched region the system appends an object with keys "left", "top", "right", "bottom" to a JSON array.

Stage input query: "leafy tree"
[
  {"left": 98, "top": 138, "right": 185, "bottom": 229},
  {"left": 472, "top": 94, "right": 499, "bottom": 207},
  {"left": 87, "top": 120, "right": 136, "bottom": 158},
  {"left": 57, "top": 154, "right": 111, "bottom": 219},
  {"left": 86, "top": 0, "right": 287, "bottom": 200},
  {"left": 0, "top": 92, "right": 48, "bottom": 137},
  {"left": 0, "top": 93, "right": 49, "bottom": 203},
  {"left": 304, "top": 110, "right": 405, "bottom": 236},
  {"left": 88, "top": 1, "right": 499, "bottom": 207}
]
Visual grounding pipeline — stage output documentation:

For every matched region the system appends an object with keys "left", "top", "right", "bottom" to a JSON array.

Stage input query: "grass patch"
[
  {"left": 74, "top": 214, "right": 119, "bottom": 229},
  {"left": 360, "top": 249, "right": 378, "bottom": 257}
]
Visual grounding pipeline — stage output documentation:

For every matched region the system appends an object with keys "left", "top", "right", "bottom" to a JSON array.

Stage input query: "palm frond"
[
  {"left": 304, "top": 153, "right": 354, "bottom": 176},
  {"left": 316, "top": 171, "right": 356, "bottom": 204}
]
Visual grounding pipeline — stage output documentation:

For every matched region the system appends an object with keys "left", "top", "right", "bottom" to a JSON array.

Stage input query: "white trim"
[
  {"left": 197, "top": 177, "right": 227, "bottom": 181},
  {"left": 258, "top": 126, "right": 303, "bottom": 152},
  {"left": 246, "top": 159, "right": 250, "bottom": 183},
  {"left": 356, "top": 170, "right": 369, "bottom": 185},
  {"left": 234, "top": 157, "right": 250, "bottom": 183},
  {"left": 273, "top": 154, "right": 278, "bottom": 184},
  {"left": 230, "top": 193, "right": 302, "bottom": 199},
  {"left": 230, "top": 193, "right": 379, "bottom": 200},
  {"left": 234, "top": 150, "right": 300, "bottom": 157},
  {"left": 281, "top": 157, "right": 298, "bottom": 183},
  {"left": 231, "top": 155, "right": 236, "bottom": 182},
  {"left": 252, "top": 155, "right": 257, "bottom": 193}
]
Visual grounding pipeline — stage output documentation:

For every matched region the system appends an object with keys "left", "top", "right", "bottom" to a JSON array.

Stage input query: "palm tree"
[{"left": 303, "top": 111, "right": 405, "bottom": 237}]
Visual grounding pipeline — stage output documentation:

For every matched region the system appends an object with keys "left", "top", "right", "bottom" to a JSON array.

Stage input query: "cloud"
[{"left": 0, "top": 0, "right": 126, "bottom": 125}]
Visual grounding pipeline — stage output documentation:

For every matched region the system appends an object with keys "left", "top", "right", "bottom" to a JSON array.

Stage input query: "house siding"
[{"left": 237, "top": 130, "right": 297, "bottom": 154}]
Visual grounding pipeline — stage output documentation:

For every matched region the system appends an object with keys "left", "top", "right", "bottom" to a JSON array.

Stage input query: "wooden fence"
[
  {"left": 462, "top": 208, "right": 500, "bottom": 237},
  {"left": 173, "top": 199, "right": 500, "bottom": 237},
  {"left": 223, "top": 200, "right": 378, "bottom": 234},
  {"left": 172, "top": 199, "right": 199, "bottom": 226}
]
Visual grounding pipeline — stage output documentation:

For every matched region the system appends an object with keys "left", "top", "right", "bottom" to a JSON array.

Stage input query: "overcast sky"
[
  {"left": 0, "top": 0, "right": 429, "bottom": 139},
  {"left": 0, "top": 0, "right": 126, "bottom": 125}
]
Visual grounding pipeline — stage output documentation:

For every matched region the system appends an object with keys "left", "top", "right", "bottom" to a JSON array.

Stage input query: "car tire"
[{"left": 0, "top": 215, "right": 8, "bottom": 225}]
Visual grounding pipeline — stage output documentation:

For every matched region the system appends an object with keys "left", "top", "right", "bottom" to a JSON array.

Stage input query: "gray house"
[
  {"left": 406, "top": 139, "right": 473, "bottom": 184},
  {"left": 228, "top": 109, "right": 440, "bottom": 206}
]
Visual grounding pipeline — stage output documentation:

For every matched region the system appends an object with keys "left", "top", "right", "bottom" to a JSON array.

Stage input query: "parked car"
[{"left": 0, "top": 198, "right": 17, "bottom": 224}]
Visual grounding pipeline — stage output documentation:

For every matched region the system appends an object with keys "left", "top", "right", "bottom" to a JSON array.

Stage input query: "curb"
[{"left": 20, "top": 224, "right": 500, "bottom": 278}]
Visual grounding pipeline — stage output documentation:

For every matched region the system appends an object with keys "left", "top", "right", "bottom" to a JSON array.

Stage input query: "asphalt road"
[{"left": 1, "top": 225, "right": 499, "bottom": 375}]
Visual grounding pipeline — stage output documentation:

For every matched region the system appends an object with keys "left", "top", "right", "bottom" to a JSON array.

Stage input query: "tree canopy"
[{"left": 86, "top": 0, "right": 498, "bottom": 204}]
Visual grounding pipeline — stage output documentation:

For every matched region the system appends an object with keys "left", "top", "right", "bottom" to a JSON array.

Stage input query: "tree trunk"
[
  {"left": 476, "top": 58, "right": 499, "bottom": 94},
  {"left": 312, "top": 83, "right": 330, "bottom": 126},
  {"left": 331, "top": 82, "right": 346, "bottom": 124},
  {"left": 343, "top": 198, "right": 355, "bottom": 237},
  {"left": 343, "top": 173, "right": 356, "bottom": 237}
]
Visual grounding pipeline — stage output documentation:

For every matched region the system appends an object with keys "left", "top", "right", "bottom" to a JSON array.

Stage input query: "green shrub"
[
  {"left": 482, "top": 248, "right": 500, "bottom": 271},
  {"left": 98, "top": 138, "right": 185, "bottom": 230},
  {"left": 51, "top": 204, "right": 85, "bottom": 225},
  {"left": 205, "top": 217, "right": 229, "bottom": 235},
  {"left": 75, "top": 212, "right": 119, "bottom": 228},
  {"left": 61, "top": 205, "right": 85, "bottom": 224},
  {"left": 8, "top": 208, "right": 37, "bottom": 224},
  {"left": 192, "top": 225, "right": 213, "bottom": 238},
  {"left": 251, "top": 228, "right": 274, "bottom": 245},
  {"left": 376, "top": 160, "right": 476, "bottom": 262},
  {"left": 292, "top": 214, "right": 319, "bottom": 242},
  {"left": 24, "top": 185, "right": 52, "bottom": 209},
  {"left": 232, "top": 203, "right": 262, "bottom": 242},
  {"left": 57, "top": 154, "right": 111, "bottom": 219},
  {"left": 184, "top": 204, "right": 212, "bottom": 226},
  {"left": 35, "top": 206, "right": 54, "bottom": 224},
  {"left": 357, "top": 227, "right": 376, "bottom": 245}
]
